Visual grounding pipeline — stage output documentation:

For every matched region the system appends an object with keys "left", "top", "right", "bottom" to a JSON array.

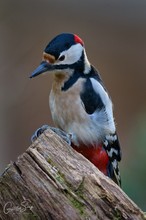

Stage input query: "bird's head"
[{"left": 30, "top": 33, "right": 91, "bottom": 78}]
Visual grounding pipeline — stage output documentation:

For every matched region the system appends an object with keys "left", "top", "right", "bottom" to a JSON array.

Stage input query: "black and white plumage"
[{"left": 30, "top": 33, "right": 122, "bottom": 186}]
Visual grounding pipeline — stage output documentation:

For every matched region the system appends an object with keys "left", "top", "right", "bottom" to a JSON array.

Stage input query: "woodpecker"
[{"left": 30, "top": 33, "right": 122, "bottom": 186}]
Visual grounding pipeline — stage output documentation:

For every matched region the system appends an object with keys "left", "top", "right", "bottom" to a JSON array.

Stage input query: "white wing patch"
[{"left": 90, "top": 78, "right": 116, "bottom": 135}]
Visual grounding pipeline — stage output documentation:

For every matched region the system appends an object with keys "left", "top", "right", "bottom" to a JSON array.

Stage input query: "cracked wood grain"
[{"left": 0, "top": 129, "right": 145, "bottom": 220}]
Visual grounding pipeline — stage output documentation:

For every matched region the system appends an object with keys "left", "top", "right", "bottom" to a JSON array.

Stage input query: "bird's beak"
[{"left": 29, "top": 61, "right": 53, "bottom": 78}]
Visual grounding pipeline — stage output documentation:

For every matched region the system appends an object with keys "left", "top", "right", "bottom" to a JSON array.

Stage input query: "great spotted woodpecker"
[{"left": 30, "top": 33, "right": 122, "bottom": 186}]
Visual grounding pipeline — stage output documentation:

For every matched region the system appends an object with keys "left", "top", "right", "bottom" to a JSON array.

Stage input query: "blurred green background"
[{"left": 0, "top": 0, "right": 146, "bottom": 210}]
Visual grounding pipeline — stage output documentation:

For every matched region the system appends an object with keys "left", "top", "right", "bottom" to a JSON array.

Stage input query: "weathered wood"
[{"left": 0, "top": 129, "right": 145, "bottom": 220}]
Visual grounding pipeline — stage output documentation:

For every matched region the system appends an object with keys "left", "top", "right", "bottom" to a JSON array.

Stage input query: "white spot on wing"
[
  {"left": 112, "top": 160, "right": 117, "bottom": 169},
  {"left": 106, "top": 134, "right": 117, "bottom": 142},
  {"left": 104, "top": 140, "right": 108, "bottom": 147},
  {"left": 108, "top": 148, "right": 118, "bottom": 157}
]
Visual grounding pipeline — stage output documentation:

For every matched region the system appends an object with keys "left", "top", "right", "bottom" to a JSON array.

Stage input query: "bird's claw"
[
  {"left": 31, "top": 125, "right": 49, "bottom": 143},
  {"left": 49, "top": 127, "right": 72, "bottom": 145},
  {"left": 31, "top": 125, "right": 72, "bottom": 145}
]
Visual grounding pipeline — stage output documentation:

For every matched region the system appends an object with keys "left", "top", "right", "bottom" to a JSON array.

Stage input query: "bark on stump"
[{"left": 0, "top": 129, "right": 145, "bottom": 220}]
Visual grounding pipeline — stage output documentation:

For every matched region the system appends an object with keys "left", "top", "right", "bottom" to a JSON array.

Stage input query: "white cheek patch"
[{"left": 56, "top": 44, "right": 83, "bottom": 65}]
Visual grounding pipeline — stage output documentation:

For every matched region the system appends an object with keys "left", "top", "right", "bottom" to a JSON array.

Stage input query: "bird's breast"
[
  {"left": 49, "top": 74, "right": 96, "bottom": 145},
  {"left": 49, "top": 73, "right": 107, "bottom": 146},
  {"left": 49, "top": 75, "right": 86, "bottom": 126}
]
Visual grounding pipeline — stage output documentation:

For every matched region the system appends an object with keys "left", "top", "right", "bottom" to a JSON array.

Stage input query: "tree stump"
[{"left": 0, "top": 129, "right": 145, "bottom": 220}]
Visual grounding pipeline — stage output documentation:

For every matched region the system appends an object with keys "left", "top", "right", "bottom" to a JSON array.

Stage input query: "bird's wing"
[
  {"left": 103, "top": 133, "right": 122, "bottom": 186},
  {"left": 80, "top": 77, "right": 105, "bottom": 114},
  {"left": 80, "top": 76, "right": 122, "bottom": 186}
]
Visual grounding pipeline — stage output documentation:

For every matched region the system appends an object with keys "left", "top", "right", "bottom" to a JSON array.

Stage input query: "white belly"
[{"left": 49, "top": 82, "right": 91, "bottom": 145}]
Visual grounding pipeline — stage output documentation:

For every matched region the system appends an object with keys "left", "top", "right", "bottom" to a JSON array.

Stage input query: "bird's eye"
[{"left": 58, "top": 55, "right": 65, "bottom": 61}]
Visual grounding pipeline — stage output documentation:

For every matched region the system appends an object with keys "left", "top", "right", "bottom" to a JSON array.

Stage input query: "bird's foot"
[
  {"left": 31, "top": 124, "right": 49, "bottom": 143},
  {"left": 31, "top": 125, "right": 72, "bottom": 145},
  {"left": 48, "top": 127, "right": 72, "bottom": 145}
]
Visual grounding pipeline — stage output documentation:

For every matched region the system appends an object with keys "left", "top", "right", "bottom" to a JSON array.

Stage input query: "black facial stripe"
[
  {"left": 61, "top": 72, "right": 81, "bottom": 91},
  {"left": 61, "top": 61, "right": 104, "bottom": 89}
]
